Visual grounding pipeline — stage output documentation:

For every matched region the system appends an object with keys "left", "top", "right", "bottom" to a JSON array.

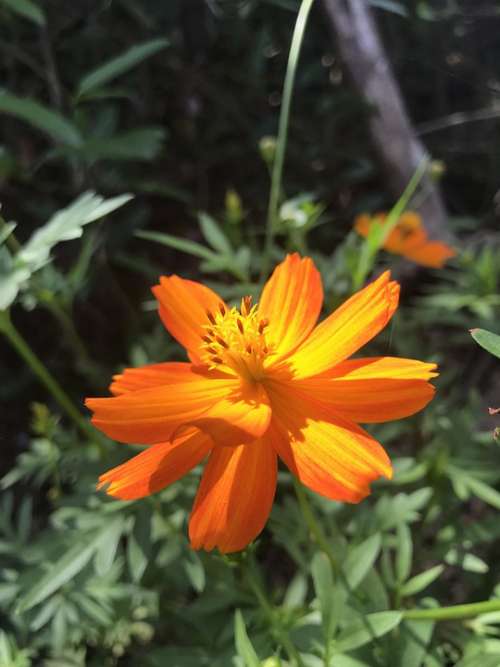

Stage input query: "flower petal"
[
  {"left": 295, "top": 357, "right": 437, "bottom": 423},
  {"left": 191, "top": 380, "right": 272, "bottom": 445},
  {"left": 287, "top": 271, "right": 399, "bottom": 378},
  {"left": 152, "top": 276, "right": 226, "bottom": 363},
  {"left": 87, "top": 374, "right": 271, "bottom": 446},
  {"left": 86, "top": 373, "right": 239, "bottom": 444},
  {"left": 97, "top": 428, "right": 212, "bottom": 500},
  {"left": 110, "top": 362, "right": 202, "bottom": 395},
  {"left": 189, "top": 437, "right": 277, "bottom": 553},
  {"left": 403, "top": 241, "right": 456, "bottom": 268},
  {"left": 259, "top": 253, "right": 323, "bottom": 363},
  {"left": 266, "top": 381, "right": 392, "bottom": 502}
]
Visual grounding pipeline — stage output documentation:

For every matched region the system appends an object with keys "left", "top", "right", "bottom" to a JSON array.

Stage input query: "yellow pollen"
[{"left": 200, "top": 296, "right": 273, "bottom": 380}]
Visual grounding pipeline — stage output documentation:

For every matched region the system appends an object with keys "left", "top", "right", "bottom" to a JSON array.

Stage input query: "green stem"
[
  {"left": 352, "top": 157, "right": 430, "bottom": 290},
  {"left": 261, "top": 0, "right": 316, "bottom": 280},
  {"left": 403, "top": 598, "right": 500, "bottom": 622},
  {"left": 0, "top": 309, "right": 101, "bottom": 444},
  {"left": 293, "top": 478, "right": 338, "bottom": 574},
  {"left": 245, "top": 556, "right": 305, "bottom": 667},
  {"left": 37, "top": 292, "right": 102, "bottom": 387}
]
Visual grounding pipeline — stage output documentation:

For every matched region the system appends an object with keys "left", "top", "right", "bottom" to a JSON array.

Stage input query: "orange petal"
[
  {"left": 189, "top": 437, "right": 277, "bottom": 553},
  {"left": 86, "top": 373, "right": 239, "bottom": 444},
  {"left": 97, "top": 428, "right": 212, "bottom": 500},
  {"left": 258, "top": 254, "right": 323, "bottom": 363},
  {"left": 190, "top": 380, "right": 271, "bottom": 445},
  {"left": 267, "top": 382, "right": 392, "bottom": 502},
  {"left": 110, "top": 361, "right": 202, "bottom": 395},
  {"left": 152, "top": 276, "right": 226, "bottom": 363},
  {"left": 288, "top": 271, "right": 399, "bottom": 379},
  {"left": 87, "top": 375, "right": 271, "bottom": 446},
  {"left": 295, "top": 356, "right": 437, "bottom": 423},
  {"left": 403, "top": 241, "right": 456, "bottom": 268}
]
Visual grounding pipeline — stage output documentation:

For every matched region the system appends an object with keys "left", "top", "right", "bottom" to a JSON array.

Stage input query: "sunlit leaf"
[{"left": 471, "top": 328, "right": 500, "bottom": 360}]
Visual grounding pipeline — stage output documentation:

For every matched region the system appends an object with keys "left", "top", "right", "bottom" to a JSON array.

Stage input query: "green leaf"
[
  {"left": 94, "top": 517, "right": 123, "bottom": 576},
  {"left": 456, "top": 655, "right": 500, "bottom": 667},
  {"left": 198, "top": 213, "right": 232, "bottom": 255},
  {"left": 19, "top": 191, "right": 133, "bottom": 271},
  {"left": 395, "top": 619, "right": 435, "bottom": 667},
  {"left": 234, "top": 610, "right": 260, "bottom": 667},
  {"left": 184, "top": 550, "right": 205, "bottom": 593},
  {"left": 136, "top": 230, "right": 215, "bottom": 260},
  {"left": 395, "top": 523, "right": 413, "bottom": 584},
  {"left": 311, "top": 552, "right": 336, "bottom": 640},
  {"left": 0, "top": 246, "right": 30, "bottom": 310},
  {"left": 334, "top": 611, "right": 402, "bottom": 653},
  {"left": 471, "top": 328, "right": 500, "bottom": 359},
  {"left": 400, "top": 565, "right": 444, "bottom": 597},
  {"left": 343, "top": 533, "right": 381, "bottom": 591},
  {"left": 16, "top": 518, "right": 123, "bottom": 612},
  {"left": 77, "top": 38, "right": 169, "bottom": 96},
  {"left": 0, "top": 91, "right": 82, "bottom": 146},
  {"left": 81, "top": 127, "right": 166, "bottom": 162},
  {"left": 0, "top": 222, "right": 16, "bottom": 247},
  {"left": 0, "top": 0, "right": 45, "bottom": 25}
]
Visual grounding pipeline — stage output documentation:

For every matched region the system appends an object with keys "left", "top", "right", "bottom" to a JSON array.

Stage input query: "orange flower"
[
  {"left": 86, "top": 255, "right": 437, "bottom": 553},
  {"left": 355, "top": 211, "right": 455, "bottom": 268}
]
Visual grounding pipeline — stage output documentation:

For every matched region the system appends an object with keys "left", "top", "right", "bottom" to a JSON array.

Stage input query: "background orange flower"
[{"left": 355, "top": 211, "right": 456, "bottom": 268}]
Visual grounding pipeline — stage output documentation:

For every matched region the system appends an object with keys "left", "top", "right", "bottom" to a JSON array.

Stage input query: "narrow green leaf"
[
  {"left": 198, "top": 212, "right": 232, "bottom": 255},
  {"left": 334, "top": 611, "right": 402, "bottom": 653},
  {"left": 0, "top": 91, "right": 82, "bottom": 146},
  {"left": 400, "top": 565, "right": 444, "bottom": 597},
  {"left": 455, "top": 655, "right": 500, "bottom": 667},
  {"left": 94, "top": 517, "right": 123, "bottom": 576},
  {"left": 311, "top": 552, "right": 335, "bottom": 640},
  {"left": 77, "top": 38, "right": 169, "bottom": 96},
  {"left": 234, "top": 610, "right": 260, "bottom": 667},
  {"left": 16, "top": 519, "right": 123, "bottom": 612},
  {"left": 395, "top": 619, "right": 435, "bottom": 667},
  {"left": 82, "top": 127, "right": 166, "bottom": 162},
  {"left": 136, "top": 230, "right": 215, "bottom": 260},
  {"left": 0, "top": 222, "right": 16, "bottom": 247},
  {"left": 19, "top": 191, "right": 133, "bottom": 271},
  {"left": 471, "top": 328, "right": 500, "bottom": 359},
  {"left": 395, "top": 523, "right": 413, "bottom": 584},
  {"left": 343, "top": 533, "right": 381, "bottom": 591},
  {"left": 0, "top": 0, "right": 45, "bottom": 25},
  {"left": 457, "top": 471, "right": 500, "bottom": 510},
  {"left": 184, "top": 550, "right": 205, "bottom": 593}
]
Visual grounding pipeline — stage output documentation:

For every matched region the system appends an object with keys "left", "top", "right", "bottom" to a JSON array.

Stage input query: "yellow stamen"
[{"left": 200, "top": 295, "right": 274, "bottom": 380}]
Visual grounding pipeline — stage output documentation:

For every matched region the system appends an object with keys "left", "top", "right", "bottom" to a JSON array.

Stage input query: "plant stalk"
[
  {"left": 262, "top": 0, "right": 316, "bottom": 280},
  {"left": 0, "top": 309, "right": 101, "bottom": 445},
  {"left": 403, "top": 598, "right": 500, "bottom": 622}
]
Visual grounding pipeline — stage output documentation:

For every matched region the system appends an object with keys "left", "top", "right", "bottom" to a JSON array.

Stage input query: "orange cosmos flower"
[
  {"left": 86, "top": 254, "right": 437, "bottom": 553},
  {"left": 355, "top": 211, "right": 455, "bottom": 268}
]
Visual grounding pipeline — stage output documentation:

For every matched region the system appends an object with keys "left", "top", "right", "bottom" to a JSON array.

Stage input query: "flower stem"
[
  {"left": 352, "top": 156, "right": 429, "bottom": 290},
  {"left": 293, "top": 478, "right": 338, "bottom": 574},
  {"left": 403, "top": 598, "right": 500, "bottom": 622},
  {"left": 262, "top": 0, "right": 316, "bottom": 280},
  {"left": 245, "top": 555, "right": 305, "bottom": 667},
  {"left": 0, "top": 309, "right": 101, "bottom": 444}
]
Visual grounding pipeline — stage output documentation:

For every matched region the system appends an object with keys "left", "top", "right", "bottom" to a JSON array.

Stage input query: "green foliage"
[
  {"left": 1, "top": 1, "right": 500, "bottom": 665},
  {"left": 471, "top": 329, "right": 500, "bottom": 360}
]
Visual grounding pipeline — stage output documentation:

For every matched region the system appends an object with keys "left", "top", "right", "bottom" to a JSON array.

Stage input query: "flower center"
[{"left": 200, "top": 296, "right": 272, "bottom": 381}]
